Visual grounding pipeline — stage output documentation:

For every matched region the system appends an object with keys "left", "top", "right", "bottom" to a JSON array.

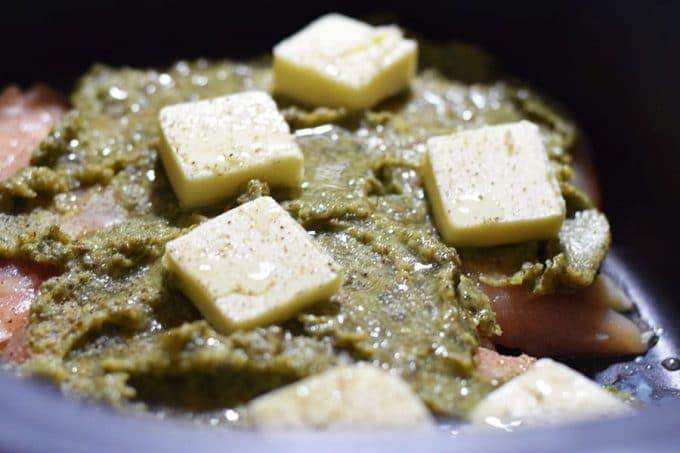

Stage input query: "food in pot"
[{"left": 0, "top": 13, "right": 651, "bottom": 430}]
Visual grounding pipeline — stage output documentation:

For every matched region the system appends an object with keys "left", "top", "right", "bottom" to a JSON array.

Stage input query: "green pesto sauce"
[{"left": 0, "top": 42, "right": 609, "bottom": 422}]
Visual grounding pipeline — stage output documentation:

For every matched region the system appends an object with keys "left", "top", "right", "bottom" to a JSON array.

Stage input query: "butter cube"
[
  {"left": 273, "top": 14, "right": 417, "bottom": 110},
  {"left": 470, "top": 359, "right": 631, "bottom": 427},
  {"left": 423, "top": 121, "right": 565, "bottom": 247},
  {"left": 163, "top": 196, "right": 342, "bottom": 332},
  {"left": 248, "top": 364, "right": 433, "bottom": 429},
  {"left": 158, "top": 91, "right": 303, "bottom": 208}
]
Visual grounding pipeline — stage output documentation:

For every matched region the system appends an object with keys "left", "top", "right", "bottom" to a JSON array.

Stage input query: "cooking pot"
[{"left": 1, "top": 1, "right": 678, "bottom": 451}]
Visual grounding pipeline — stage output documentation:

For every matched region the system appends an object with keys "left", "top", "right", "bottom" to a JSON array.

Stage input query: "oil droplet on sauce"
[{"left": 661, "top": 357, "right": 680, "bottom": 371}]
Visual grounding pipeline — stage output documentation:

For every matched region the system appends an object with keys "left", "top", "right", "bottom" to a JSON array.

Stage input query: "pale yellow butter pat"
[
  {"left": 163, "top": 196, "right": 342, "bottom": 332},
  {"left": 158, "top": 91, "right": 303, "bottom": 208},
  {"left": 423, "top": 121, "right": 565, "bottom": 247},
  {"left": 248, "top": 364, "right": 433, "bottom": 429},
  {"left": 470, "top": 359, "right": 631, "bottom": 427},
  {"left": 273, "top": 13, "right": 417, "bottom": 110}
]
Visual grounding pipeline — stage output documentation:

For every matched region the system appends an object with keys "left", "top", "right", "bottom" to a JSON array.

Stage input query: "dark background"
[{"left": 1, "top": 2, "right": 679, "bottom": 450}]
